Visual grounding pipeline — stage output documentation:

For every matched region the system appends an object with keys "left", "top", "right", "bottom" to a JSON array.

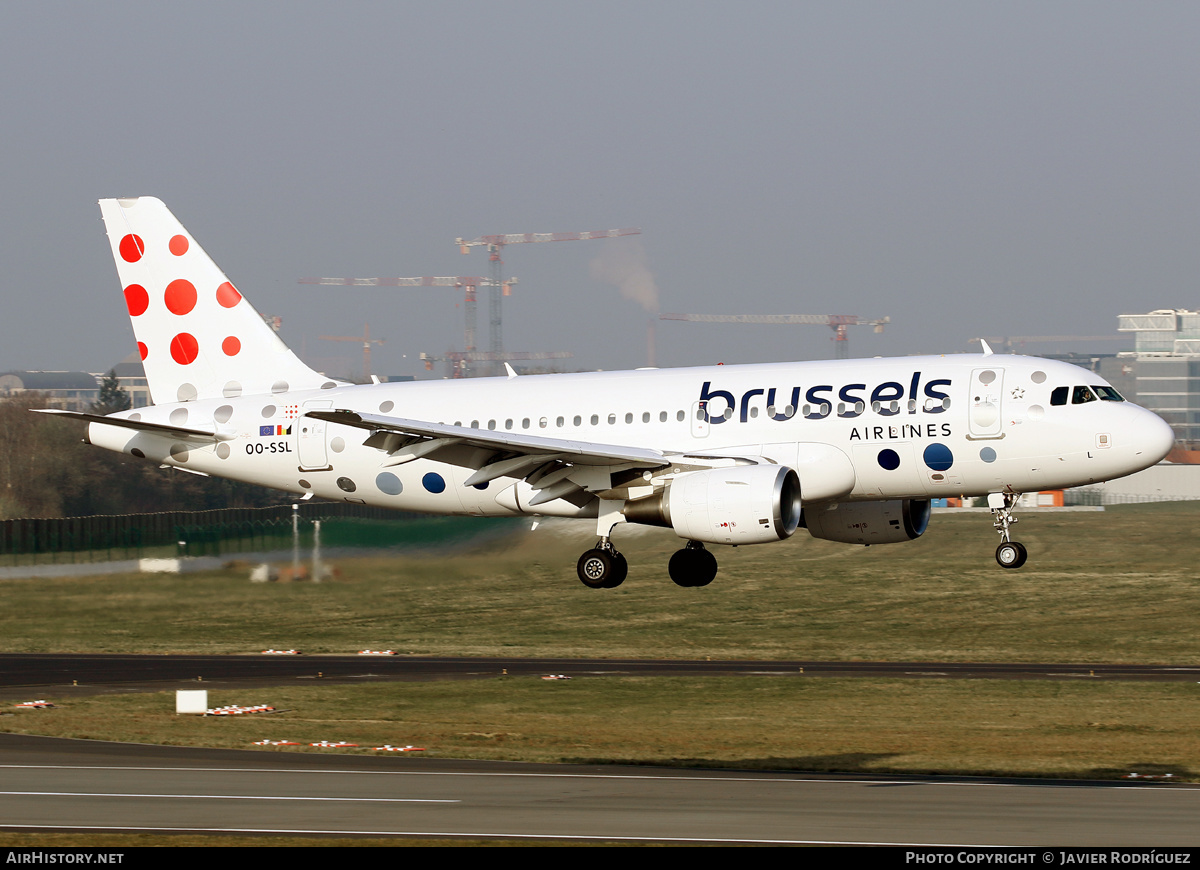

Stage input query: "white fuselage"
[{"left": 87, "top": 354, "right": 1174, "bottom": 521}]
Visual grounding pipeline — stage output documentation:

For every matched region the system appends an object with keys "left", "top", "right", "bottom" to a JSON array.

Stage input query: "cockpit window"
[
  {"left": 1072, "top": 386, "right": 1097, "bottom": 404},
  {"left": 1050, "top": 386, "right": 1068, "bottom": 406},
  {"left": 1093, "top": 385, "right": 1124, "bottom": 402}
]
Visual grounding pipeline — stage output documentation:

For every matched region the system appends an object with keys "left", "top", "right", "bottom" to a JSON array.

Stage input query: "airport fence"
[
  {"left": 1063, "top": 489, "right": 1200, "bottom": 507},
  {"left": 0, "top": 503, "right": 486, "bottom": 566}
]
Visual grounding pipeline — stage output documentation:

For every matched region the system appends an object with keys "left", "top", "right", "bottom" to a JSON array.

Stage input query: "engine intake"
[{"left": 625, "top": 465, "right": 802, "bottom": 545}]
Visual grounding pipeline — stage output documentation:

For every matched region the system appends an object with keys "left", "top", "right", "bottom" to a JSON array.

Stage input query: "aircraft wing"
[
  {"left": 33, "top": 409, "right": 231, "bottom": 443},
  {"left": 307, "top": 409, "right": 771, "bottom": 507},
  {"left": 307, "top": 409, "right": 668, "bottom": 467}
]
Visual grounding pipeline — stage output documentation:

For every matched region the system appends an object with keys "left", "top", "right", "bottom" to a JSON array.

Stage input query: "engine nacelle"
[
  {"left": 802, "top": 499, "right": 931, "bottom": 545},
  {"left": 625, "top": 464, "right": 802, "bottom": 545}
]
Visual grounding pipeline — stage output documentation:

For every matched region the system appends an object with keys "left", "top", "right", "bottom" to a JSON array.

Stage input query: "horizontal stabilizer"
[{"left": 33, "top": 409, "right": 232, "bottom": 443}]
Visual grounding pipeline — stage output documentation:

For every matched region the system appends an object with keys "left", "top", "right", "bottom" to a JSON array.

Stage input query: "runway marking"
[
  {"left": 0, "top": 824, "right": 1009, "bottom": 845},
  {"left": 0, "top": 790, "right": 456, "bottom": 803}
]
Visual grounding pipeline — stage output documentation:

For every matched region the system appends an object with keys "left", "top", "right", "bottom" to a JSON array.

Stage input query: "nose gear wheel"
[{"left": 989, "top": 492, "right": 1027, "bottom": 569}]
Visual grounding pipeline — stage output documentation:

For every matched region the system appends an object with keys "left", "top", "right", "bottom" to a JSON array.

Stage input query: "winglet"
[
  {"left": 979, "top": 339, "right": 994, "bottom": 357},
  {"left": 504, "top": 362, "right": 518, "bottom": 379}
]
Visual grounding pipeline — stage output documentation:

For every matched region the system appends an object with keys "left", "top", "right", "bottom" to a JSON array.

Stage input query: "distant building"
[
  {"left": 110, "top": 354, "right": 153, "bottom": 408},
  {"left": 1115, "top": 309, "right": 1200, "bottom": 450},
  {"left": 0, "top": 371, "right": 100, "bottom": 411}
]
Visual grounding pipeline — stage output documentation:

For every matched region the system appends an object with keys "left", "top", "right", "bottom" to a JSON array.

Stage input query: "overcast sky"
[{"left": 2, "top": 2, "right": 1197, "bottom": 380}]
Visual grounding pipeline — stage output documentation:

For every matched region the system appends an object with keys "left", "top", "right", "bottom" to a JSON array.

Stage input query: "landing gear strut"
[
  {"left": 577, "top": 540, "right": 628, "bottom": 588},
  {"left": 668, "top": 541, "right": 718, "bottom": 587},
  {"left": 988, "top": 492, "right": 1027, "bottom": 569}
]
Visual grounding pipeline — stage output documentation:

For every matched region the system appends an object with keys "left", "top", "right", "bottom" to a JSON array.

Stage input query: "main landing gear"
[
  {"left": 988, "top": 492, "right": 1028, "bottom": 569},
  {"left": 574, "top": 538, "right": 719, "bottom": 589},
  {"left": 668, "top": 541, "right": 718, "bottom": 588},
  {"left": 576, "top": 541, "right": 628, "bottom": 589}
]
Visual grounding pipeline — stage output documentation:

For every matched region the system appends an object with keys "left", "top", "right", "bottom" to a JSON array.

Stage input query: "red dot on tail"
[
  {"left": 169, "top": 235, "right": 189, "bottom": 256},
  {"left": 164, "top": 279, "right": 197, "bottom": 315},
  {"left": 222, "top": 336, "right": 241, "bottom": 356},
  {"left": 138, "top": 342, "right": 148, "bottom": 361},
  {"left": 124, "top": 284, "right": 149, "bottom": 316},
  {"left": 170, "top": 333, "right": 199, "bottom": 365},
  {"left": 119, "top": 234, "right": 144, "bottom": 263},
  {"left": 216, "top": 282, "right": 242, "bottom": 308}
]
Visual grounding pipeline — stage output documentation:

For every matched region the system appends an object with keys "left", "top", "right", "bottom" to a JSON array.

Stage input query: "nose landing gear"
[{"left": 989, "top": 492, "right": 1027, "bottom": 569}]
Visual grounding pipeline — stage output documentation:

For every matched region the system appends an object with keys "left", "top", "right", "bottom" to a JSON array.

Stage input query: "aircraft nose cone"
[{"left": 1129, "top": 406, "right": 1175, "bottom": 466}]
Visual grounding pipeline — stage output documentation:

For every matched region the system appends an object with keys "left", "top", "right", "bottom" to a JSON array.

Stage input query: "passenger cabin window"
[
  {"left": 1050, "top": 387, "right": 1068, "bottom": 406},
  {"left": 1072, "top": 386, "right": 1097, "bottom": 405}
]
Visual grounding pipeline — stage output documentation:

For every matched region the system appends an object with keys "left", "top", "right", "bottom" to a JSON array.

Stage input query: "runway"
[
  {"left": 3, "top": 653, "right": 1199, "bottom": 699},
  {"left": 3, "top": 655, "right": 1200, "bottom": 844},
  {"left": 2, "top": 733, "right": 1199, "bottom": 844}
]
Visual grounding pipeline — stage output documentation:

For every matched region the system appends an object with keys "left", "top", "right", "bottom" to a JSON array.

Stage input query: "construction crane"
[
  {"left": 299, "top": 276, "right": 516, "bottom": 353},
  {"left": 419, "top": 350, "right": 574, "bottom": 379},
  {"left": 319, "top": 325, "right": 384, "bottom": 382},
  {"left": 659, "top": 313, "right": 890, "bottom": 360},
  {"left": 456, "top": 227, "right": 641, "bottom": 361}
]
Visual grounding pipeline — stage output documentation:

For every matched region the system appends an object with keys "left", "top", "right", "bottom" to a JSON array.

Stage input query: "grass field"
[
  {"left": 3, "top": 677, "right": 1198, "bottom": 782},
  {"left": 1, "top": 503, "right": 1199, "bottom": 784},
  {"left": 1, "top": 503, "right": 1197, "bottom": 662}
]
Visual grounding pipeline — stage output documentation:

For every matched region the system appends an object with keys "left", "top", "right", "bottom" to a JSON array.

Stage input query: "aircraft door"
[
  {"left": 968, "top": 367, "right": 1005, "bottom": 439},
  {"left": 690, "top": 401, "right": 710, "bottom": 438},
  {"left": 297, "top": 401, "right": 334, "bottom": 470}
]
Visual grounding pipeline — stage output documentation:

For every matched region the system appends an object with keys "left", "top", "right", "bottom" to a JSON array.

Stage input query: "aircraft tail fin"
[{"left": 98, "top": 197, "right": 339, "bottom": 404}]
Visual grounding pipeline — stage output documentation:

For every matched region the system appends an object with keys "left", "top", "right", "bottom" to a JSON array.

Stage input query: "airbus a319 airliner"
[{"left": 41, "top": 197, "right": 1175, "bottom": 588}]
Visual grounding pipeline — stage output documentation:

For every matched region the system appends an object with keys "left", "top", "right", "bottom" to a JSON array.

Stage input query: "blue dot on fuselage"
[
  {"left": 422, "top": 472, "right": 446, "bottom": 494},
  {"left": 877, "top": 448, "right": 900, "bottom": 470},
  {"left": 923, "top": 443, "right": 954, "bottom": 471},
  {"left": 979, "top": 447, "right": 997, "bottom": 463}
]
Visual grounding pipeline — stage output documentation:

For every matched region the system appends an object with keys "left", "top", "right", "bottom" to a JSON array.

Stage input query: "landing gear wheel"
[
  {"left": 605, "top": 552, "right": 628, "bottom": 588},
  {"left": 669, "top": 544, "right": 719, "bottom": 588},
  {"left": 577, "top": 548, "right": 627, "bottom": 589},
  {"left": 995, "top": 541, "right": 1027, "bottom": 569}
]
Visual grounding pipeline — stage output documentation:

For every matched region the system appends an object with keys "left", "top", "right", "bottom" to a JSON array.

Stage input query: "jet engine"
[
  {"left": 624, "top": 465, "right": 802, "bottom": 545},
  {"left": 802, "top": 499, "right": 931, "bottom": 545}
]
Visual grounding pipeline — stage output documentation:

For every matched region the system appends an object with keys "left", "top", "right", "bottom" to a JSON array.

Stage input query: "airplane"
[{"left": 39, "top": 197, "right": 1175, "bottom": 588}]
